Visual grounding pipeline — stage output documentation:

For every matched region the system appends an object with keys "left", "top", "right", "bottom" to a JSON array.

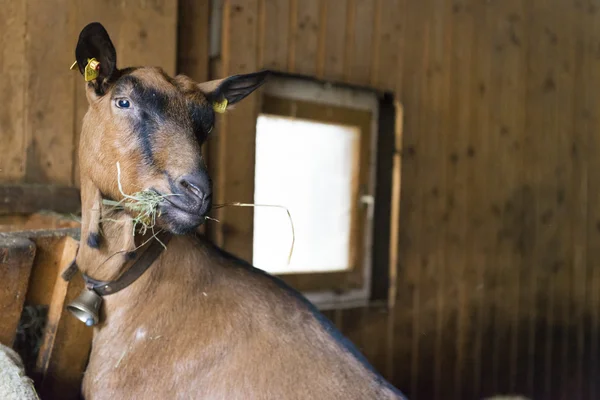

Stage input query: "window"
[
  {"left": 252, "top": 75, "right": 386, "bottom": 309},
  {"left": 253, "top": 115, "right": 359, "bottom": 274}
]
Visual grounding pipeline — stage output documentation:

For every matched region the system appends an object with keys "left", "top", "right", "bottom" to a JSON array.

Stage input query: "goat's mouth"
[{"left": 156, "top": 194, "right": 209, "bottom": 235}]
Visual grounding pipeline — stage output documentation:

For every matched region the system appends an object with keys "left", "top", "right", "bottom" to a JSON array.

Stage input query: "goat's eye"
[{"left": 116, "top": 99, "right": 131, "bottom": 109}]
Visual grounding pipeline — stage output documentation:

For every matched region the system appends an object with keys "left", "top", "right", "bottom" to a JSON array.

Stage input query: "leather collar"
[{"left": 80, "top": 231, "right": 172, "bottom": 296}]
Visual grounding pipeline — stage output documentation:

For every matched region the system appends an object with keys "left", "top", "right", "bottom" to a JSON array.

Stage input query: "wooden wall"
[
  {"left": 3, "top": 0, "right": 600, "bottom": 398},
  {"left": 209, "top": 0, "right": 600, "bottom": 399},
  {"left": 0, "top": 0, "right": 178, "bottom": 186}
]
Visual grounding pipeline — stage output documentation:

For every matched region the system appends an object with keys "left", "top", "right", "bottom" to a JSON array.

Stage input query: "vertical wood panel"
[
  {"left": 486, "top": 0, "right": 528, "bottom": 395},
  {"left": 371, "top": 0, "right": 404, "bottom": 91},
  {"left": 526, "top": 2, "right": 560, "bottom": 397},
  {"left": 446, "top": 0, "right": 474, "bottom": 398},
  {"left": 494, "top": 0, "right": 527, "bottom": 394},
  {"left": 259, "top": 0, "right": 290, "bottom": 70},
  {"left": 432, "top": 0, "right": 453, "bottom": 398},
  {"left": 468, "top": 1, "right": 493, "bottom": 397},
  {"left": 320, "top": 0, "right": 348, "bottom": 80},
  {"left": 553, "top": 2, "right": 576, "bottom": 398},
  {"left": 518, "top": 2, "right": 540, "bottom": 395},
  {"left": 345, "top": 0, "right": 376, "bottom": 85},
  {"left": 392, "top": 0, "right": 423, "bottom": 396},
  {"left": 414, "top": 1, "right": 440, "bottom": 398},
  {"left": 585, "top": 1, "right": 600, "bottom": 398},
  {"left": 0, "top": 2, "right": 27, "bottom": 182},
  {"left": 571, "top": 2, "right": 589, "bottom": 398},
  {"left": 289, "top": 0, "right": 320, "bottom": 76}
]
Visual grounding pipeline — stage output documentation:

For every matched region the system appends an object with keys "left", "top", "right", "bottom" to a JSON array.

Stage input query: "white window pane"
[{"left": 253, "top": 114, "right": 360, "bottom": 274}]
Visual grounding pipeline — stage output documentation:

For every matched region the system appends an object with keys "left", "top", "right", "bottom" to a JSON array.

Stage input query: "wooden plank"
[
  {"left": 371, "top": 0, "right": 404, "bottom": 91},
  {"left": 391, "top": 0, "right": 428, "bottom": 397},
  {"left": 0, "top": 1, "right": 27, "bottom": 182},
  {"left": 23, "top": 0, "right": 77, "bottom": 185},
  {"left": 344, "top": 0, "right": 376, "bottom": 85},
  {"left": 0, "top": 184, "right": 81, "bottom": 215},
  {"left": 319, "top": 0, "right": 347, "bottom": 80},
  {"left": 0, "top": 237, "right": 36, "bottom": 346},
  {"left": 584, "top": 1, "right": 600, "bottom": 398},
  {"left": 467, "top": 0, "right": 493, "bottom": 397},
  {"left": 25, "top": 236, "right": 71, "bottom": 306},
  {"left": 0, "top": 212, "right": 80, "bottom": 233},
  {"left": 518, "top": 1, "right": 549, "bottom": 397},
  {"left": 114, "top": 0, "right": 178, "bottom": 76},
  {"left": 411, "top": 1, "right": 442, "bottom": 398},
  {"left": 524, "top": 1, "right": 561, "bottom": 397},
  {"left": 571, "top": 1, "right": 590, "bottom": 397},
  {"left": 177, "top": 0, "right": 210, "bottom": 81},
  {"left": 388, "top": 102, "right": 403, "bottom": 309},
  {"left": 36, "top": 236, "right": 91, "bottom": 400},
  {"left": 259, "top": 0, "right": 290, "bottom": 70},
  {"left": 289, "top": 0, "right": 320, "bottom": 76},
  {"left": 479, "top": 0, "right": 527, "bottom": 395},
  {"left": 218, "top": 0, "right": 260, "bottom": 261},
  {"left": 430, "top": 1, "right": 453, "bottom": 398},
  {"left": 445, "top": 0, "right": 474, "bottom": 397},
  {"left": 486, "top": 0, "right": 527, "bottom": 395},
  {"left": 551, "top": 1, "right": 576, "bottom": 398}
]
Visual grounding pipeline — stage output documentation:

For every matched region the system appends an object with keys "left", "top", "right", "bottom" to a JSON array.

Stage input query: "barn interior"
[{"left": 0, "top": 1, "right": 596, "bottom": 399}]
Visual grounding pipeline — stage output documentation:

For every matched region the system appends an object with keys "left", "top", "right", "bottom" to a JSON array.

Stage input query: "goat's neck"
[{"left": 76, "top": 177, "right": 157, "bottom": 282}]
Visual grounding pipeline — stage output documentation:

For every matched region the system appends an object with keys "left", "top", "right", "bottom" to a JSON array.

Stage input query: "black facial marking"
[
  {"left": 188, "top": 102, "right": 214, "bottom": 143},
  {"left": 87, "top": 232, "right": 101, "bottom": 249},
  {"left": 135, "top": 110, "right": 159, "bottom": 163}
]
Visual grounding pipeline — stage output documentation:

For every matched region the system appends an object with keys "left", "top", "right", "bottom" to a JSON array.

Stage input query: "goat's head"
[{"left": 75, "top": 23, "right": 268, "bottom": 235}]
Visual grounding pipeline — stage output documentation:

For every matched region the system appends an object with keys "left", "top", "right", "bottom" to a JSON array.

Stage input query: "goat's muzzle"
[{"left": 159, "top": 172, "right": 213, "bottom": 234}]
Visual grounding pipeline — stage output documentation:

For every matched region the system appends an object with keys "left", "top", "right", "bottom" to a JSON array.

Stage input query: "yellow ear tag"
[
  {"left": 84, "top": 58, "right": 101, "bottom": 82},
  {"left": 212, "top": 98, "right": 228, "bottom": 114}
]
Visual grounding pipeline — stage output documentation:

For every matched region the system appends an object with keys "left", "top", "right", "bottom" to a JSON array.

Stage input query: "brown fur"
[{"left": 74, "top": 23, "right": 406, "bottom": 400}]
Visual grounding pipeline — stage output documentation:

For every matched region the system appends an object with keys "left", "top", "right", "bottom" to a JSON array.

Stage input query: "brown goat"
[{"left": 73, "top": 22, "right": 407, "bottom": 399}]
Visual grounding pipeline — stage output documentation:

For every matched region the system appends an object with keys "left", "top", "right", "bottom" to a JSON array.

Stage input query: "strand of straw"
[{"left": 213, "top": 202, "right": 295, "bottom": 265}]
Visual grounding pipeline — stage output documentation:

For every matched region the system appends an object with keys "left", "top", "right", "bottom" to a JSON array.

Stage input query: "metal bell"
[{"left": 67, "top": 289, "right": 103, "bottom": 326}]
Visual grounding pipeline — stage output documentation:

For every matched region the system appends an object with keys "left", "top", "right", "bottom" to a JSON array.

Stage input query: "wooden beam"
[
  {"left": 0, "top": 184, "right": 81, "bottom": 216},
  {"left": 0, "top": 236, "right": 36, "bottom": 346}
]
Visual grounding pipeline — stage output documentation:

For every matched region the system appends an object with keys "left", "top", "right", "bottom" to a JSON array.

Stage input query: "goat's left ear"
[
  {"left": 74, "top": 22, "right": 118, "bottom": 94},
  {"left": 198, "top": 70, "right": 270, "bottom": 113}
]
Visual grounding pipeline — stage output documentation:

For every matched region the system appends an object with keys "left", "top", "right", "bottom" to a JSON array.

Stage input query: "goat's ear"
[
  {"left": 198, "top": 70, "right": 270, "bottom": 111},
  {"left": 75, "top": 22, "right": 117, "bottom": 94}
]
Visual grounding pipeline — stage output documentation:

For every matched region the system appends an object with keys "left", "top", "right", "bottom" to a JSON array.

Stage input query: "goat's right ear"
[
  {"left": 75, "top": 22, "right": 117, "bottom": 95},
  {"left": 198, "top": 70, "right": 271, "bottom": 112}
]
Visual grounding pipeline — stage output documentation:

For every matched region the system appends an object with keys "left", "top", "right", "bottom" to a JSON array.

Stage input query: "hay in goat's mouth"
[{"left": 102, "top": 162, "right": 178, "bottom": 237}]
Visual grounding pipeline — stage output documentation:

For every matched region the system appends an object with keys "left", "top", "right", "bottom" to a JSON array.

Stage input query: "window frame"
[{"left": 255, "top": 75, "right": 380, "bottom": 309}]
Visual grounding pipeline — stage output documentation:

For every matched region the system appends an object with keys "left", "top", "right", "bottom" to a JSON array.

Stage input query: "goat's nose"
[{"left": 175, "top": 173, "right": 212, "bottom": 209}]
